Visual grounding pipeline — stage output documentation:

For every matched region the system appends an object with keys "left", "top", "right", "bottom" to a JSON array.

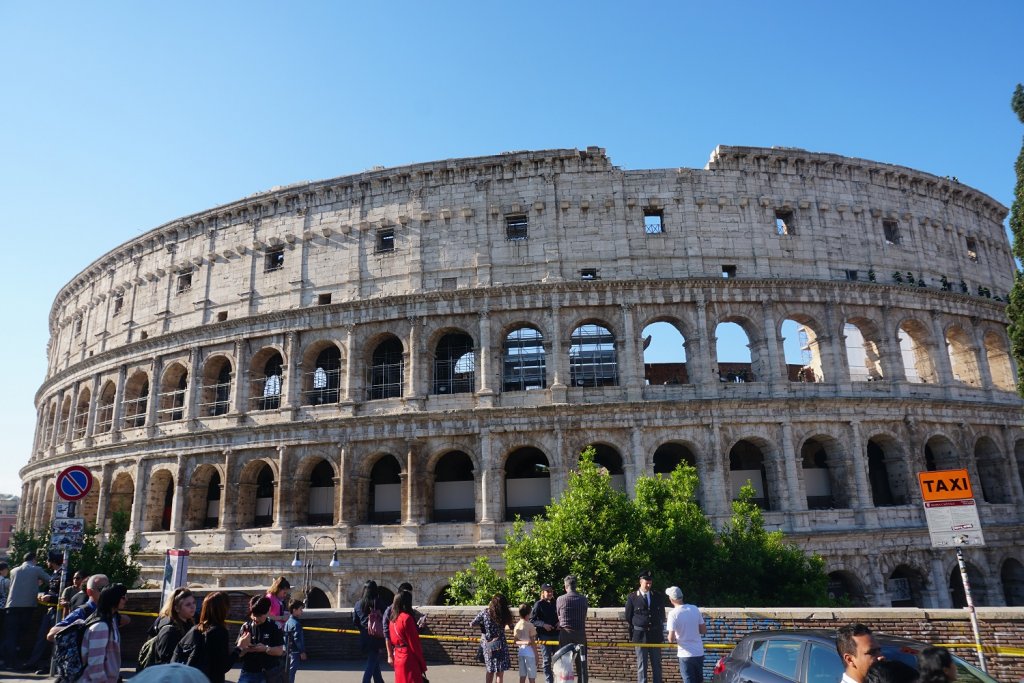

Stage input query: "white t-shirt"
[{"left": 666, "top": 604, "right": 704, "bottom": 657}]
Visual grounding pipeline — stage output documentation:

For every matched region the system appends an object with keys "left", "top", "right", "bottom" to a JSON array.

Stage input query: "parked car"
[{"left": 711, "top": 629, "right": 997, "bottom": 683}]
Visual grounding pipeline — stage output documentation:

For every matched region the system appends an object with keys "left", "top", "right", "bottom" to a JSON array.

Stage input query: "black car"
[{"left": 711, "top": 629, "right": 997, "bottom": 683}]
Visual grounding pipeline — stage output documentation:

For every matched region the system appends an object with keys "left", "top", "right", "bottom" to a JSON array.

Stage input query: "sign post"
[
  {"left": 918, "top": 468, "right": 987, "bottom": 672},
  {"left": 52, "top": 465, "right": 94, "bottom": 678}
]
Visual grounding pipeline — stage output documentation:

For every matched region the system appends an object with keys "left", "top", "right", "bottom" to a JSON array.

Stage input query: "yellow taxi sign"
[{"left": 918, "top": 468, "right": 973, "bottom": 502}]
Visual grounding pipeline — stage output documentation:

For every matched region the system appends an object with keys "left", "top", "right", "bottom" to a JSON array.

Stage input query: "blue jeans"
[
  {"left": 288, "top": 654, "right": 301, "bottom": 683},
  {"left": 239, "top": 671, "right": 267, "bottom": 683},
  {"left": 363, "top": 643, "right": 385, "bottom": 683},
  {"left": 678, "top": 656, "right": 704, "bottom": 683},
  {"left": 541, "top": 642, "right": 558, "bottom": 683},
  {"left": 635, "top": 643, "right": 662, "bottom": 683}
]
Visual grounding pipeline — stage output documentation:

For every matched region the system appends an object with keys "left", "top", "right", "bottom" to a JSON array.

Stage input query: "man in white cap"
[{"left": 665, "top": 586, "right": 706, "bottom": 683}]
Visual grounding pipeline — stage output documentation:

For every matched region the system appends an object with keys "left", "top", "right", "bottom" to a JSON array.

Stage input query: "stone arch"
[
  {"left": 237, "top": 459, "right": 277, "bottom": 528},
  {"left": 56, "top": 395, "right": 72, "bottom": 442},
  {"left": 109, "top": 472, "right": 135, "bottom": 529},
  {"left": 799, "top": 434, "right": 850, "bottom": 509},
  {"left": 299, "top": 457, "right": 337, "bottom": 526},
  {"left": 158, "top": 362, "right": 188, "bottom": 422},
  {"left": 844, "top": 316, "right": 884, "bottom": 381},
  {"left": 122, "top": 370, "right": 150, "bottom": 428},
  {"left": 728, "top": 437, "right": 778, "bottom": 510},
  {"left": 569, "top": 320, "right": 618, "bottom": 387},
  {"left": 201, "top": 355, "right": 233, "bottom": 416},
  {"left": 368, "top": 335, "right": 404, "bottom": 400},
  {"left": 504, "top": 446, "right": 551, "bottom": 521},
  {"left": 945, "top": 324, "right": 981, "bottom": 386},
  {"left": 432, "top": 584, "right": 453, "bottom": 606},
  {"left": 301, "top": 341, "right": 342, "bottom": 406},
  {"left": 368, "top": 453, "right": 403, "bottom": 524},
  {"left": 583, "top": 443, "right": 626, "bottom": 492},
  {"left": 866, "top": 433, "right": 910, "bottom": 506},
  {"left": 96, "top": 380, "right": 116, "bottom": 433},
  {"left": 432, "top": 450, "right": 476, "bottom": 522},
  {"left": 431, "top": 329, "right": 476, "bottom": 395},
  {"left": 827, "top": 570, "right": 867, "bottom": 606},
  {"left": 924, "top": 434, "right": 961, "bottom": 471},
  {"left": 983, "top": 329, "right": 1015, "bottom": 391},
  {"left": 305, "top": 586, "right": 331, "bottom": 609},
  {"left": 249, "top": 347, "right": 284, "bottom": 412},
  {"left": 185, "top": 464, "right": 222, "bottom": 530},
  {"left": 79, "top": 486, "right": 99, "bottom": 527},
  {"left": 73, "top": 387, "right": 90, "bottom": 439},
  {"left": 897, "top": 318, "right": 938, "bottom": 384},
  {"left": 144, "top": 468, "right": 175, "bottom": 532},
  {"left": 502, "top": 324, "right": 547, "bottom": 392},
  {"left": 1001, "top": 558, "right": 1024, "bottom": 606},
  {"left": 949, "top": 560, "right": 990, "bottom": 607},
  {"left": 714, "top": 315, "right": 761, "bottom": 382},
  {"left": 641, "top": 318, "right": 689, "bottom": 385},
  {"left": 779, "top": 312, "right": 827, "bottom": 383},
  {"left": 652, "top": 441, "right": 702, "bottom": 507},
  {"left": 41, "top": 399, "right": 57, "bottom": 447},
  {"left": 887, "top": 563, "right": 926, "bottom": 607},
  {"left": 974, "top": 436, "right": 1012, "bottom": 503}
]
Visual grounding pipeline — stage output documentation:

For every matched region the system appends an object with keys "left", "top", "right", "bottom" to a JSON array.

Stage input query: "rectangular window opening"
[
  {"left": 722, "top": 265, "right": 737, "bottom": 279},
  {"left": 376, "top": 228, "right": 395, "bottom": 253},
  {"left": 774, "top": 209, "right": 794, "bottom": 236},
  {"left": 845, "top": 269, "right": 859, "bottom": 281},
  {"left": 176, "top": 269, "right": 193, "bottom": 294},
  {"left": 580, "top": 268, "right": 599, "bottom": 281},
  {"left": 317, "top": 293, "right": 332, "bottom": 306},
  {"left": 441, "top": 277, "right": 458, "bottom": 291},
  {"left": 643, "top": 209, "right": 664, "bottom": 234},
  {"left": 112, "top": 295, "right": 124, "bottom": 316},
  {"left": 883, "top": 219, "right": 901, "bottom": 245},
  {"left": 505, "top": 214, "right": 529, "bottom": 241},
  {"left": 216, "top": 311, "right": 228, "bottom": 322},
  {"left": 73, "top": 317, "right": 82, "bottom": 336},
  {"left": 264, "top": 246, "right": 285, "bottom": 272},
  {"left": 966, "top": 236, "right": 978, "bottom": 262}
]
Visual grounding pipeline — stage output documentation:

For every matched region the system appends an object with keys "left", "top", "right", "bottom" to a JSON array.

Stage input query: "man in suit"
[{"left": 624, "top": 569, "right": 666, "bottom": 683}]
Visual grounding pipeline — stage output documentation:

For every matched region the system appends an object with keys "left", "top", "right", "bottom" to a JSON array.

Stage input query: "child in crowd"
[
  {"left": 284, "top": 600, "right": 307, "bottom": 683},
  {"left": 514, "top": 603, "right": 539, "bottom": 683}
]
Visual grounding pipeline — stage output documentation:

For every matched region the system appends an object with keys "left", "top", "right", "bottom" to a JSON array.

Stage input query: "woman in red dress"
[{"left": 388, "top": 591, "right": 427, "bottom": 683}]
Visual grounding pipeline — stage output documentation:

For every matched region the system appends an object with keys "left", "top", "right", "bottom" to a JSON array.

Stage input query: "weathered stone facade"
[{"left": 19, "top": 146, "right": 1024, "bottom": 609}]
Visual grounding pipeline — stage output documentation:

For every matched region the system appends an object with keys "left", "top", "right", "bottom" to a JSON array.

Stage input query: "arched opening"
[
  {"left": 305, "top": 346, "right": 341, "bottom": 405},
  {"left": 305, "top": 587, "right": 331, "bottom": 609},
  {"left": 378, "top": 586, "right": 396, "bottom": 607},
  {"left": 587, "top": 444, "right": 625, "bottom": 492},
  {"left": 844, "top": 319, "right": 884, "bottom": 382},
  {"left": 569, "top": 323, "right": 618, "bottom": 387},
  {"left": 715, "top": 320, "right": 758, "bottom": 382},
  {"left": 887, "top": 565, "right": 924, "bottom": 607},
  {"left": 1017, "top": 441, "right": 1024, "bottom": 500},
  {"left": 96, "top": 381, "right": 116, "bottom": 434},
  {"left": 158, "top": 363, "right": 188, "bottom": 423},
  {"left": 254, "top": 465, "right": 275, "bottom": 527},
  {"left": 184, "top": 466, "right": 221, "bottom": 530},
  {"left": 729, "top": 439, "right": 771, "bottom": 509},
  {"left": 201, "top": 356, "right": 232, "bottom": 416},
  {"left": 1001, "top": 558, "right": 1024, "bottom": 606},
  {"left": 109, "top": 473, "right": 134, "bottom": 529},
  {"left": 144, "top": 470, "right": 174, "bottom": 532},
  {"left": 433, "top": 332, "right": 475, "bottom": 395},
  {"left": 505, "top": 447, "right": 551, "bottom": 521},
  {"left": 975, "top": 437, "right": 1011, "bottom": 503},
  {"left": 78, "top": 487, "right": 99, "bottom": 528},
  {"left": 250, "top": 350, "right": 283, "bottom": 411},
  {"left": 867, "top": 437, "right": 908, "bottom": 506},
  {"left": 949, "top": 562, "right": 988, "bottom": 608},
  {"left": 801, "top": 437, "right": 847, "bottom": 509},
  {"left": 925, "top": 435, "right": 960, "bottom": 471},
  {"left": 642, "top": 321, "right": 688, "bottom": 385},
  {"left": 433, "top": 451, "right": 475, "bottom": 522},
  {"left": 827, "top": 571, "right": 867, "bottom": 606},
  {"left": 42, "top": 401, "right": 56, "bottom": 447},
  {"left": 369, "top": 455, "right": 402, "bottom": 524},
  {"left": 781, "top": 317, "right": 823, "bottom": 383},
  {"left": 307, "top": 460, "right": 335, "bottom": 526},
  {"left": 946, "top": 326, "right": 981, "bottom": 386},
  {"left": 57, "top": 396, "right": 72, "bottom": 442},
  {"left": 898, "top": 320, "right": 937, "bottom": 384},
  {"left": 72, "top": 388, "right": 90, "bottom": 439},
  {"left": 502, "top": 326, "right": 546, "bottom": 391},
  {"left": 984, "top": 331, "right": 1015, "bottom": 391},
  {"left": 434, "top": 585, "right": 453, "bottom": 606},
  {"left": 653, "top": 442, "right": 697, "bottom": 474},
  {"left": 204, "top": 471, "right": 221, "bottom": 529},
  {"left": 368, "top": 336, "right": 404, "bottom": 400},
  {"left": 122, "top": 371, "right": 149, "bottom": 428}
]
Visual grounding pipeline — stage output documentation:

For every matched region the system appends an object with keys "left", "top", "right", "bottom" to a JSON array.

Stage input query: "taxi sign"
[
  {"left": 55, "top": 465, "right": 94, "bottom": 502},
  {"left": 917, "top": 468, "right": 973, "bottom": 502}
]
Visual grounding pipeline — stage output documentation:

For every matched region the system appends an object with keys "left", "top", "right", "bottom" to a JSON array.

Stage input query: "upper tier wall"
[{"left": 46, "top": 146, "right": 1011, "bottom": 377}]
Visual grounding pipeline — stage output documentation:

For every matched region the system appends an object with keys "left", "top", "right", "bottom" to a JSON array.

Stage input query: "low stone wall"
[{"left": 27, "top": 591, "right": 1023, "bottom": 682}]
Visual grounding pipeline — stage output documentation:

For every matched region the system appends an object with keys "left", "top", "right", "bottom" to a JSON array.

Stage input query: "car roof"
[{"left": 737, "top": 629, "right": 930, "bottom": 649}]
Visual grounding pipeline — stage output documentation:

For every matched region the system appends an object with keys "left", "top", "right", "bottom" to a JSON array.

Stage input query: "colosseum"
[{"left": 18, "top": 145, "right": 1024, "bottom": 609}]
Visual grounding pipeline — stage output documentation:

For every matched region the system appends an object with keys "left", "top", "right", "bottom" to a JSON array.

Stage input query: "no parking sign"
[{"left": 55, "top": 465, "right": 93, "bottom": 501}]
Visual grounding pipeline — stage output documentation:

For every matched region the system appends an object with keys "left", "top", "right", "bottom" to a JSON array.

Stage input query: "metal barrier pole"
[{"left": 956, "top": 544, "right": 987, "bottom": 673}]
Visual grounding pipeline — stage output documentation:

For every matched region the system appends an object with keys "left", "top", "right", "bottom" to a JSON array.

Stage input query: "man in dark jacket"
[
  {"left": 624, "top": 570, "right": 666, "bottom": 683},
  {"left": 529, "top": 583, "right": 559, "bottom": 683}
]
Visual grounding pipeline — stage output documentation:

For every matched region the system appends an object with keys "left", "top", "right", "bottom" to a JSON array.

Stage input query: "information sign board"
[{"left": 923, "top": 499, "right": 985, "bottom": 547}]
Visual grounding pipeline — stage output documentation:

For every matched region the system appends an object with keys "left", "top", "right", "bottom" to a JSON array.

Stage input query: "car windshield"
[{"left": 880, "top": 645, "right": 997, "bottom": 683}]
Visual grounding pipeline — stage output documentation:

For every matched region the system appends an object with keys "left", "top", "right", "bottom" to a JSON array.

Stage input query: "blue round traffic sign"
[{"left": 56, "top": 465, "right": 93, "bottom": 501}]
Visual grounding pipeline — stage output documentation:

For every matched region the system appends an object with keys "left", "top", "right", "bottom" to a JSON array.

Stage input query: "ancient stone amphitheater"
[{"left": 20, "top": 146, "right": 1024, "bottom": 608}]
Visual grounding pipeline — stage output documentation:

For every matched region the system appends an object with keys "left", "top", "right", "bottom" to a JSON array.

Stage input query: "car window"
[
  {"left": 951, "top": 656, "right": 999, "bottom": 683},
  {"left": 750, "top": 639, "right": 767, "bottom": 665},
  {"left": 762, "top": 639, "right": 802, "bottom": 679},
  {"left": 806, "top": 643, "right": 843, "bottom": 683}
]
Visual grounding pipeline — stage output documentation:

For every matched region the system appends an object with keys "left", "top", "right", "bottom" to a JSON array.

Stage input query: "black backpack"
[
  {"left": 172, "top": 625, "right": 208, "bottom": 672},
  {"left": 53, "top": 612, "right": 103, "bottom": 682}
]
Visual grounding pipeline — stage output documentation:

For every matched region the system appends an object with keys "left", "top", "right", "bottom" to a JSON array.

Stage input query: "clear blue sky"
[{"left": 2, "top": 1, "right": 1022, "bottom": 496}]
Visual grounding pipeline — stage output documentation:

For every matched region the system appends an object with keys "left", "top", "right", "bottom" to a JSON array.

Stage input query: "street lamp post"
[{"left": 291, "top": 535, "right": 340, "bottom": 603}]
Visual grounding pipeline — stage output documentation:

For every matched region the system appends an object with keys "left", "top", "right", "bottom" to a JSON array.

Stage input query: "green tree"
[
  {"left": 70, "top": 510, "right": 142, "bottom": 588},
  {"left": 1007, "top": 84, "right": 1024, "bottom": 395},
  {"left": 7, "top": 527, "right": 51, "bottom": 566}
]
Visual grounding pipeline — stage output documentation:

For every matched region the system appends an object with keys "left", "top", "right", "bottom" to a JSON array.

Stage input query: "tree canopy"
[
  {"left": 1006, "top": 84, "right": 1024, "bottom": 395},
  {"left": 446, "top": 447, "right": 828, "bottom": 607}
]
